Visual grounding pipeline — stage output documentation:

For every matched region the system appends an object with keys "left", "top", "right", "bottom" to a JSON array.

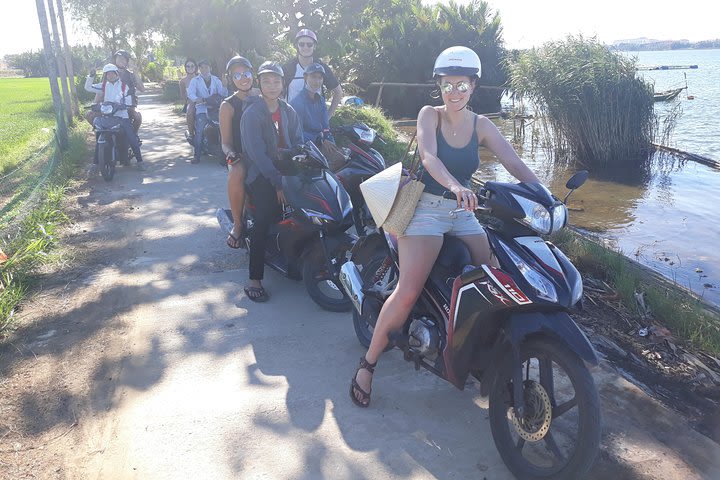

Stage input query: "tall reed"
[{"left": 509, "top": 36, "right": 656, "bottom": 169}]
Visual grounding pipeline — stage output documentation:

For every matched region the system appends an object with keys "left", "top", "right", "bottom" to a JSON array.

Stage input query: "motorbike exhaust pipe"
[{"left": 340, "top": 261, "right": 364, "bottom": 315}]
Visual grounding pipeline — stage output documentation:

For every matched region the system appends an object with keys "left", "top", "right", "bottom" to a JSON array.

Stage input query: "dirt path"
[{"left": 1, "top": 89, "right": 719, "bottom": 480}]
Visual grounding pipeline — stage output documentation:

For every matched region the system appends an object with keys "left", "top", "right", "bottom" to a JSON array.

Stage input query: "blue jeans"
[{"left": 194, "top": 112, "right": 208, "bottom": 161}]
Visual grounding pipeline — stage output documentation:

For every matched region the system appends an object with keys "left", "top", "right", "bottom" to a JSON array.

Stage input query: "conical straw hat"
[{"left": 360, "top": 162, "right": 403, "bottom": 228}]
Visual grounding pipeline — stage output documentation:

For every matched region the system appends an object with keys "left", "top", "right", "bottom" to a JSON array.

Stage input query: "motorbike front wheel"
[
  {"left": 98, "top": 141, "right": 115, "bottom": 182},
  {"left": 302, "top": 246, "right": 352, "bottom": 312},
  {"left": 488, "top": 337, "right": 601, "bottom": 480}
]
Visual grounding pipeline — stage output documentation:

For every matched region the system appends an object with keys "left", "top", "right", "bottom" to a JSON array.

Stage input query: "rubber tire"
[
  {"left": 351, "top": 253, "right": 394, "bottom": 352},
  {"left": 302, "top": 248, "right": 352, "bottom": 313},
  {"left": 99, "top": 142, "right": 115, "bottom": 182},
  {"left": 488, "top": 337, "right": 601, "bottom": 480}
]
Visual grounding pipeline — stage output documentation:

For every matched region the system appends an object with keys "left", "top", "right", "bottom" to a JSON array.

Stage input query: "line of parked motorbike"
[
  {"left": 89, "top": 93, "right": 602, "bottom": 479},
  {"left": 214, "top": 117, "right": 601, "bottom": 480}
]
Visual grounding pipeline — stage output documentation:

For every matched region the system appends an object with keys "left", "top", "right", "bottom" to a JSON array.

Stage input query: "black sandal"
[
  {"left": 227, "top": 231, "right": 243, "bottom": 249},
  {"left": 244, "top": 285, "right": 269, "bottom": 302},
  {"left": 350, "top": 356, "right": 377, "bottom": 408}
]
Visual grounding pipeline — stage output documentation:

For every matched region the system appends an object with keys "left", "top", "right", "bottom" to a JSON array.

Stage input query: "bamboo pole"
[
  {"left": 56, "top": 0, "right": 79, "bottom": 116},
  {"left": 46, "top": 0, "right": 73, "bottom": 126},
  {"left": 35, "top": 0, "right": 68, "bottom": 150}
]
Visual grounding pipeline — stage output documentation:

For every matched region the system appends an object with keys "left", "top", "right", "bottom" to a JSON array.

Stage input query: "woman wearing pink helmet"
[{"left": 282, "top": 28, "right": 344, "bottom": 117}]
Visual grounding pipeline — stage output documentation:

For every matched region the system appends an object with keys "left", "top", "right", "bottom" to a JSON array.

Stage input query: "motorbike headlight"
[
  {"left": 353, "top": 126, "right": 375, "bottom": 144},
  {"left": 301, "top": 208, "right": 333, "bottom": 226},
  {"left": 552, "top": 204, "right": 567, "bottom": 233},
  {"left": 100, "top": 104, "right": 114, "bottom": 115},
  {"left": 498, "top": 239, "right": 558, "bottom": 303},
  {"left": 512, "top": 194, "right": 552, "bottom": 234}
]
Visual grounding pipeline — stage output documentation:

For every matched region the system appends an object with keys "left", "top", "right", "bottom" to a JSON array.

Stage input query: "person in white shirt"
[
  {"left": 186, "top": 59, "right": 228, "bottom": 163},
  {"left": 84, "top": 63, "right": 145, "bottom": 172}
]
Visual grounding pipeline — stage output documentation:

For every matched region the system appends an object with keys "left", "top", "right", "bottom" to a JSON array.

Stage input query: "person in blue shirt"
[
  {"left": 186, "top": 59, "right": 228, "bottom": 163},
  {"left": 289, "top": 63, "right": 334, "bottom": 145}
]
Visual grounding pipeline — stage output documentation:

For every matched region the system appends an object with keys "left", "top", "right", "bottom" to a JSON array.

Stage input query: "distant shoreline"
[{"left": 612, "top": 39, "right": 720, "bottom": 52}]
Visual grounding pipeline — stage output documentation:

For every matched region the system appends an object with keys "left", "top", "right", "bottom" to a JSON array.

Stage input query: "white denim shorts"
[{"left": 402, "top": 192, "right": 486, "bottom": 237}]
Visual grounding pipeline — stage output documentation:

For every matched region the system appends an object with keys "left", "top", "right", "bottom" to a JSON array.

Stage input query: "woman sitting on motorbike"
[
  {"left": 350, "top": 46, "right": 541, "bottom": 407},
  {"left": 84, "top": 63, "right": 145, "bottom": 172},
  {"left": 220, "top": 55, "right": 258, "bottom": 249},
  {"left": 239, "top": 61, "right": 303, "bottom": 302}
]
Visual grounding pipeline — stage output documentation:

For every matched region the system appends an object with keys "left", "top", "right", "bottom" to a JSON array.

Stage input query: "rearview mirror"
[{"left": 566, "top": 170, "right": 589, "bottom": 190}]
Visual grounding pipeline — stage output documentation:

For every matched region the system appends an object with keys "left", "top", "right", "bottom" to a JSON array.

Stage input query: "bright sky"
[{"left": 2, "top": 0, "right": 718, "bottom": 58}]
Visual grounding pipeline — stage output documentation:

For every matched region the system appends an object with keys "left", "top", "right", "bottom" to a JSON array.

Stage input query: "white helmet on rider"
[
  {"left": 295, "top": 28, "right": 318, "bottom": 45},
  {"left": 433, "top": 46, "right": 482, "bottom": 79},
  {"left": 102, "top": 63, "right": 119, "bottom": 74}
]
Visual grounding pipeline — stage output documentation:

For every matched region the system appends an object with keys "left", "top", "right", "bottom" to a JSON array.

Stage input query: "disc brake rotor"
[{"left": 508, "top": 380, "right": 553, "bottom": 442}]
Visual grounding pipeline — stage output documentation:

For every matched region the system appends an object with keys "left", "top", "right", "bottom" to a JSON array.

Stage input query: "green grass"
[
  {"left": 0, "top": 123, "right": 89, "bottom": 339},
  {"left": 0, "top": 78, "right": 57, "bottom": 174},
  {"left": 552, "top": 229, "right": 720, "bottom": 354}
]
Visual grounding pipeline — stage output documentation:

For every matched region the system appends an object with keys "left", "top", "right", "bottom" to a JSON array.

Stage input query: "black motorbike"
[
  {"left": 185, "top": 94, "right": 224, "bottom": 161},
  {"left": 340, "top": 171, "right": 601, "bottom": 480},
  {"left": 328, "top": 123, "right": 387, "bottom": 235},
  {"left": 91, "top": 102, "right": 133, "bottom": 181},
  {"left": 217, "top": 141, "right": 356, "bottom": 312}
]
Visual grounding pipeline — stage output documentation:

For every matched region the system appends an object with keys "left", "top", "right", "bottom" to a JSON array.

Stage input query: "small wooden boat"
[{"left": 653, "top": 87, "right": 684, "bottom": 101}]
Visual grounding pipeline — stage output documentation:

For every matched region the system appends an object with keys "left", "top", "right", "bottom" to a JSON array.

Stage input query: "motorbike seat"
[{"left": 428, "top": 235, "right": 472, "bottom": 300}]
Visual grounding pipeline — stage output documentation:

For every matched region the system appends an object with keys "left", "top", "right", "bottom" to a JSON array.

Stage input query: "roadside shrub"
[
  {"left": 509, "top": 36, "right": 656, "bottom": 169},
  {"left": 144, "top": 61, "right": 163, "bottom": 82},
  {"left": 330, "top": 105, "right": 408, "bottom": 164}
]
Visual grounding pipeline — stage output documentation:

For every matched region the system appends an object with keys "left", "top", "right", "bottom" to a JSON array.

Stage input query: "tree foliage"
[{"left": 346, "top": 0, "right": 507, "bottom": 116}]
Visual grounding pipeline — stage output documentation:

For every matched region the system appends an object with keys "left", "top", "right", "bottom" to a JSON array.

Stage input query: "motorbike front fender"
[
  {"left": 474, "top": 311, "right": 598, "bottom": 397},
  {"left": 505, "top": 311, "right": 598, "bottom": 367}
]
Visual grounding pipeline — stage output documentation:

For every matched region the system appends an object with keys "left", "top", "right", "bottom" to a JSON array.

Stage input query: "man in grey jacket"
[{"left": 240, "top": 61, "right": 303, "bottom": 302}]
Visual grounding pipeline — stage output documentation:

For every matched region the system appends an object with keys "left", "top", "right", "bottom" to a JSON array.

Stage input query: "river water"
[{"left": 475, "top": 49, "right": 720, "bottom": 306}]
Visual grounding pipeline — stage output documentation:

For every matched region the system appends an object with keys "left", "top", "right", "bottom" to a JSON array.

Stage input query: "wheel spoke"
[
  {"left": 552, "top": 397, "right": 577, "bottom": 419},
  {"left": 516, "top": 437, "right": 525, "bottom": 451},
  {"left": 539, "top": 357, "right": 555, "bottom": 405},
  {"left": 544, "top": 431, "right": 566, "bottom": 464}
]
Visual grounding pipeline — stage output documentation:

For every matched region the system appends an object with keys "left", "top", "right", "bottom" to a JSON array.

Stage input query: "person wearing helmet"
[
  {"left": 282, "top": 28, "right": 344, "bottom": 118},
  {"left": 219, "top": 55, "right": 258, "bottom": 249},
  {"left": 350, "top": 46, "right": 541, "bottom": 408},
  {"left": 112, "top": 49, "right": 144, "bottom": 134},
  {"left": 180, "top": 58, "right": 198, "bottom": 138},
  {"left": 186, "top": 60, "right": 228, "bottom": 163},
  {"left": 289, "top": 62, "right": 334, "bottom": 144},
  {"left": 83, "top": 63, "right": 145, "bottom": 173},
  {"left": 239, "top": 61, "right": 303, "bottom": 302}
]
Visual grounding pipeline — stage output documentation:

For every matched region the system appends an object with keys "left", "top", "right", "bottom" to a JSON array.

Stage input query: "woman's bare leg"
[
  {"left": 353, "top": 235, "right": 443, "bottom": 403},
  {"left": 227, "top": 163, "right": 246, "bottom": 247}
]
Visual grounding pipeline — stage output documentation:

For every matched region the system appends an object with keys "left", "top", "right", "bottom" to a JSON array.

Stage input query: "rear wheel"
[
  {"left": 98, "top": 140, "right": 115, "bottom": 181},
  {"left": 488, "top": 337, "right": 601, "bottom": 480}
]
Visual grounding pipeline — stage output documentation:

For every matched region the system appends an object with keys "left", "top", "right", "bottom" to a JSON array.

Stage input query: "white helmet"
[
  {"left": 433, "top": 46, "right": 481, "bottom": 79},
  {"left": 102, "top": 63, "right": 119, "bottom": 74}
]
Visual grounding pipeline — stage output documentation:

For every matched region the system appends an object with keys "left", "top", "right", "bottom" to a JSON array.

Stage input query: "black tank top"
[{"left": 226, "top": 94, "right": 245, "bottom": 153}]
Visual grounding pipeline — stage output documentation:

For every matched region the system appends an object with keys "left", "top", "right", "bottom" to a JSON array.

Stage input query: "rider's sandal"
[
  {"left": 227, "top": 230, "right": 243, "bottom": 249},
  {"left": 244, "top": 285, "right": 269, "bottom": 303},
  {"left": 350, "top": 356, "right": 377, "bottom": 408}
]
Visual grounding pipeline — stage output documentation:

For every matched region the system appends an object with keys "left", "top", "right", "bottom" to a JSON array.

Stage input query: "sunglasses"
[
  {"left": 233, "top": 71, "right": 253, "bottom": 80},
  {"left": 298, "top": 41, "right": 315, "bottom": 48},
  {"left": 439, "top": 81, "right": 471, "bottom": 94}
]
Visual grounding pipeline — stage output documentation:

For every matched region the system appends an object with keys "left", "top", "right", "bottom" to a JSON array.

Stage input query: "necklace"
[{"left": 444, "top": 108, "right": 467, "bottom": 136}]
